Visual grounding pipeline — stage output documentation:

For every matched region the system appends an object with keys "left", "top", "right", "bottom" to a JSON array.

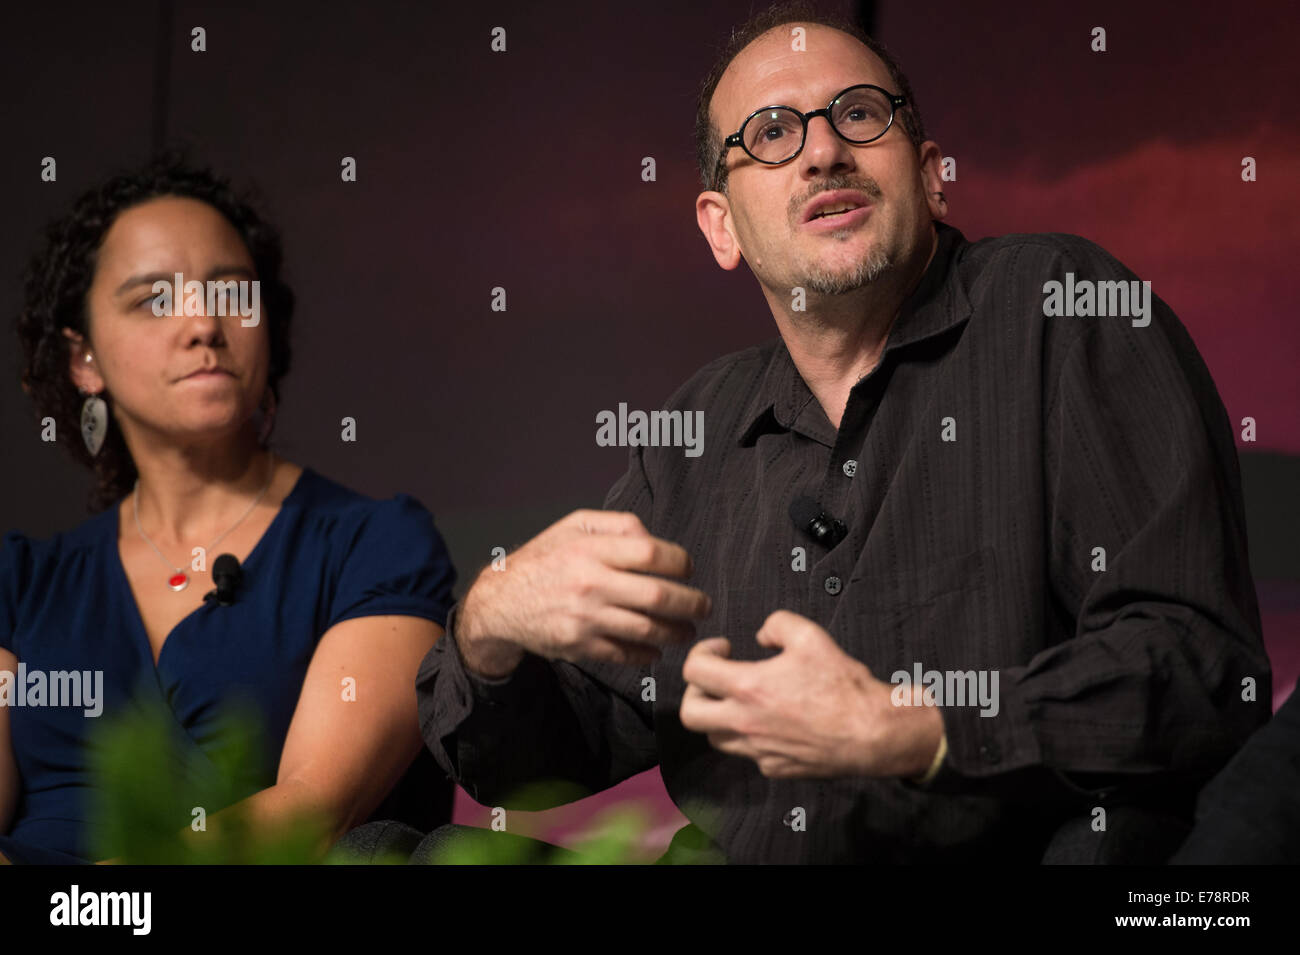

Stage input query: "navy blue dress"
[{"left": 0, "top": 467, "right": 456, "bottom": 864}]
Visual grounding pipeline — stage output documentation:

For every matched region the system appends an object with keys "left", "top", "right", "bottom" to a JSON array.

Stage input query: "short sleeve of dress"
[
  {"left": 0, "top": 531, "right": 32, "bottom": 654},
  {"left": 324, "top": 494, "right": 457, "bottom": 633}
]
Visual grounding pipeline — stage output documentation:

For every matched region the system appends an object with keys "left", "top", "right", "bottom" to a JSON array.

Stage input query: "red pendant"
[{"left": 168, "top": 572, "right": 189, "bottom": 592}]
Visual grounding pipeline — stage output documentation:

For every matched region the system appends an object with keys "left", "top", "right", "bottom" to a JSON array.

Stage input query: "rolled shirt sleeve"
[{"left": 416, "top": 446, "right": 660, "bottom": 810}]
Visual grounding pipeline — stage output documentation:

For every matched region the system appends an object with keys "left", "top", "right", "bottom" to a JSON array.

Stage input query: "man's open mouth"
[
  {"left": 803, "top": 191, "right": 874, "bottom": 223},
  {"left": 810, "top": 203, "right": 863, "bottom": 220}
]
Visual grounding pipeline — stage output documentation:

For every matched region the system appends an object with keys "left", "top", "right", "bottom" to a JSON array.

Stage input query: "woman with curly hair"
[{"left": 0, "top": 155, "right": 456, "bottom": 864}]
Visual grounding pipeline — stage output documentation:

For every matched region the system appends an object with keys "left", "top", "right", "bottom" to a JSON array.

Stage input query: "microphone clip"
[
  {"left": 203, "top": 585, "right": 238, "bottom": 607},
  {"left": 790, "top": 495, "right": 849, "bottom": 549},
  {"left": 807, "top": 510, "right": 848, "bottom": 549},
  {"left": 204, "top": 554, "right": 244, "bottom": 607}
]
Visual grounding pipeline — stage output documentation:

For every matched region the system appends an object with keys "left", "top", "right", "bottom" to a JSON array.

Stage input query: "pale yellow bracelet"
[{"left": 913, "top": 732, "right": 948, "bottom": 786}]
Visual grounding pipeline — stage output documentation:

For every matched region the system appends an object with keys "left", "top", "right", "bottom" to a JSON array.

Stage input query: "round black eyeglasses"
[{"left": 712, "top": 84, "right": 907, "bottom": 190}]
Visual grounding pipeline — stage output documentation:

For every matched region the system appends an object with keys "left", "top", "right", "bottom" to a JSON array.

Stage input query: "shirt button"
[
  {"left": 842, "top": 459, "right": 858, "bottom": 477},
  {"left": 824, "top": 576, "right": 842, "bottom": 595},
  {"left": 979, "top": 742, "right": 1001, "bottom": 764}
]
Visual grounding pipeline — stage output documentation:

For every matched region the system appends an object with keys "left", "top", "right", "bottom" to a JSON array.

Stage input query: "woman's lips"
[{"left": 180, "top": 369, "right": 234, "bottom": 381}]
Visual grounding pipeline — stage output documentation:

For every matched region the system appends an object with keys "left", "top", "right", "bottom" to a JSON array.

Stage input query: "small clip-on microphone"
[
  {"left": 203, "top": 553, "right": 243, "bottom": 606},
  {"left": 789, "top": 495, "right": 848, "bottom": 549}
]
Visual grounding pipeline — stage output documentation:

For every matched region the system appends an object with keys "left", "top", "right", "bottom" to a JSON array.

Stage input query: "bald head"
[{"left": 694, "top": 10, "right": 925, "bottom": 193}]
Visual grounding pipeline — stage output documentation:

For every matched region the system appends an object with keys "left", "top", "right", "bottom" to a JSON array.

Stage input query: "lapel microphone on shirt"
[
  {"left": 789, "top": 495, "right": 848, "bottom": 549},
  {"left": 203, "top": 554, "right": 243, "bottom": 606}
]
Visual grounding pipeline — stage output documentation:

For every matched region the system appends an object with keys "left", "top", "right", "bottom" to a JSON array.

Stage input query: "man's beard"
[{"left": 800, "top": 243, "right": 893, "bottom": 295}]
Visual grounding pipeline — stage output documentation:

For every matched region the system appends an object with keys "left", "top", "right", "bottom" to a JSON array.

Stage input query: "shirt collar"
[{"left": 737, "top": 221, "right": 973, "bottom": 447}]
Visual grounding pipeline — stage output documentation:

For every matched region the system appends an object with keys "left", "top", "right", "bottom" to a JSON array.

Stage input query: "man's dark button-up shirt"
[{"left": 417, "top": 221, "right": 1270, "bottom": 863}]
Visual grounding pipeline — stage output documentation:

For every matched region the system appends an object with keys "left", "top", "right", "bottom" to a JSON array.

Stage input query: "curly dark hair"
[
  {"left": 695, "top": 0, "right": 928, "bottom": 193},
  {"left": 16, "top": 152, "right": 295, "bottom": 513}
]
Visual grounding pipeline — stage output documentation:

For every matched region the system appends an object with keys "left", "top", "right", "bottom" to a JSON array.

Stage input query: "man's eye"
[{"left": 135, "top": 295, "right": 160, "bottom": 311}]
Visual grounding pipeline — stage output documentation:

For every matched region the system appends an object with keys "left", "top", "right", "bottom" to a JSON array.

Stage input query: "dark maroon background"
[{"left": 1, "top": 0, "right": 1296, "bottom": 850}]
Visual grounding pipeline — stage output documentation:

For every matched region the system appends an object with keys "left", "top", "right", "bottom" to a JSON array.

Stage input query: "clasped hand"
[
  {"left": 679, "top": 610, "right": 944, "bottom": 780},
  {"left": 456, "top": 511, "right": 942, "bottom": 779}
]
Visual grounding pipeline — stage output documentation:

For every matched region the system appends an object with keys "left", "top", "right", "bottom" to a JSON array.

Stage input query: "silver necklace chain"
[{"left": 133, "top": 454, "right": 276, "bottom": 576}]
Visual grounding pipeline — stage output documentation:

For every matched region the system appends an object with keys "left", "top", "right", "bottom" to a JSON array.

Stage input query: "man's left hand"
[{"left": 679, "top": 610, "right": 943, "bottom": 779}]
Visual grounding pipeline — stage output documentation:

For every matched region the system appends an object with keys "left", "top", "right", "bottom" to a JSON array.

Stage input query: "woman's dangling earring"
[
  {"left": 80, "top": 390, "right": 108, "bottom": 457},
  {"left": 78, "top": 353, "right": 108, "bottom": 457},
  {"left": 255, "top": 386, "right": 278, "bottom": 445}
]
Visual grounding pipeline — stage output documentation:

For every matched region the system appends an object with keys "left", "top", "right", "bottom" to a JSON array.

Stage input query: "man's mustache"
[{"left": 791, "top": 179, "right": 882, "bottom": 221}]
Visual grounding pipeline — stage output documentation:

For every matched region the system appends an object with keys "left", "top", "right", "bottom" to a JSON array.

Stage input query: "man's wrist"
[
  {"left": 879, "top": 681, "right": 947, "bottom": 780},
  {"left": 911, "top": 731, "right": 948, "bottom": 785},
  {"left": 456, "top": 576, "right": 525, "bottom": 679}
]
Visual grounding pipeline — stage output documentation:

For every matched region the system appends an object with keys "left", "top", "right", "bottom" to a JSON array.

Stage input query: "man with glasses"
[{"left": 415, "top": 4, "right": 1268, "bottom": 863}]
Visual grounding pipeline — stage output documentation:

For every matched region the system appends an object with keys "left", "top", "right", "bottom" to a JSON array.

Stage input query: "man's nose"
[{"left": 799, "top": 114, "right": 855, "bottom": 178}]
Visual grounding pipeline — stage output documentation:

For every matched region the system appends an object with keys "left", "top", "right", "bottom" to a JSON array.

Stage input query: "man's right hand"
[{"left": 454, "top": 509, "right": 711, "bottom": 679}]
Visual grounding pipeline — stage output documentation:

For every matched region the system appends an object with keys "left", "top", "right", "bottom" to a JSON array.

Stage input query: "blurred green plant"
[
  {"left": 422, "top": 806, "right": 655, "bottom": 865},
  {"left": 86, "top": 698, "right": 667, "bottom": 864},
  {"left": 86, "top": 697, "right": 334, "bottom": 864}
]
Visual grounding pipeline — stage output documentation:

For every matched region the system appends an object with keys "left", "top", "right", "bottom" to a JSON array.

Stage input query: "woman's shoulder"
[
  {"left": 1, "top": 509, "right": 114, "bottom": 578},
  {"left": 289, "top": 466, "right": 448, "bottom": 550},
  {"left": 288, "top": 468, "right": 456, "bottom": 629},
  {"left": 1, "top": 510, "right": 114, "bottom": 646},
  {"left": 293, "top": 466, "right": 437, "bottom": 517}
]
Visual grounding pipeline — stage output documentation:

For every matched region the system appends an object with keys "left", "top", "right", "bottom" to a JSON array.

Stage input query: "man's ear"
[
  {"left": 696, "top": 190, "right": 744, "bottom": 270},
  {"left": 918, "top": 141, "right": 948, "bottom": 221},
  {"left": 62, "top": 327, "right": 104, "bottom": 394}
]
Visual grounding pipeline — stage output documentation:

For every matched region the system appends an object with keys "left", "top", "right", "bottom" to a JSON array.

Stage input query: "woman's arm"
[
  {"left": 0, "top": 647, "right": 20, "bottom": 835},
  {"left": 183, "top": 614, "right": 442, "bottom": 858}
]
